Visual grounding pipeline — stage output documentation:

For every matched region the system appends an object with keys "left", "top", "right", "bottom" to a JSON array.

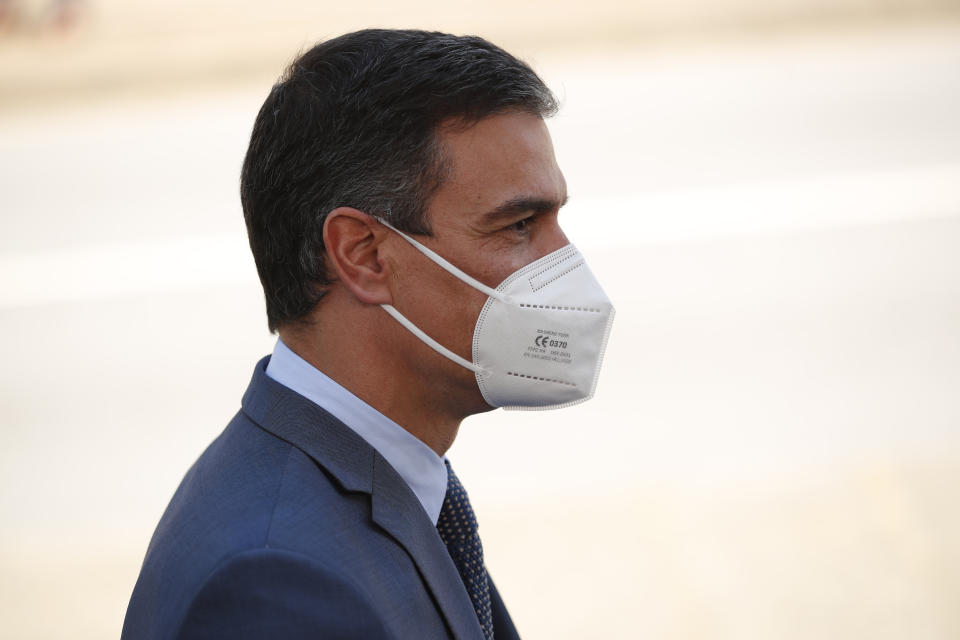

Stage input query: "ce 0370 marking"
[{"left": 534, "top": 334, "right": 568, "bottom": 349}]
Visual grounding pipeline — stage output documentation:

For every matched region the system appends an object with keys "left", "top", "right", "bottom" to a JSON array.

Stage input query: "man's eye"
[{"left": 507, "top": 217, "right": 534, "bottom": 234}]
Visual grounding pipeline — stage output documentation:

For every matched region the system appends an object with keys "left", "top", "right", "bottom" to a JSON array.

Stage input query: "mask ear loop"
[
  {"left": 381, "top": 304, "right": 487, "bottom": 375},
  {"left": 374, "top": 217, "right": 512, "bottom": 305},
  {"left": 373, "top": 216, "right": 493, "bottom": 376}
]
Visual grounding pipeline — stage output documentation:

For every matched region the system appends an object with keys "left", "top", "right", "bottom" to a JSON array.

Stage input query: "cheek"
[
  {"left": 442, "top": 279, "right": 487, "bottom": 332},
  {"left": 396, "top": 258, "right": 487, "bottom": 351},
  {"left": 467, "top": 252, "right": 529, "bottom": 290}
]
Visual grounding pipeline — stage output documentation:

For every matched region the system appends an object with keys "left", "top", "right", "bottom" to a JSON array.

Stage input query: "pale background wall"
[{"left": 1, "top": 2, "right": 959, "bottom": 638}]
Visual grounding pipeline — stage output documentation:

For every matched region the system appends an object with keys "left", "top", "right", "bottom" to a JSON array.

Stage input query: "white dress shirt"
[{"left": 264, "top": 338, "right": 448, "bottom": 525}]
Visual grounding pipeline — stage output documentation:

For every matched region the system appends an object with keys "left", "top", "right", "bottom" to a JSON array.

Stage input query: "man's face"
[{"left": 384, "top": 111, "right": 569, "bottom": 411}]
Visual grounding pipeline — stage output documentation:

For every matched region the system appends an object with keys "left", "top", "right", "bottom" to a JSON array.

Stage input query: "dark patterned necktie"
[{"left": 436, "top": 461, "right": 494, "bottom": 640}]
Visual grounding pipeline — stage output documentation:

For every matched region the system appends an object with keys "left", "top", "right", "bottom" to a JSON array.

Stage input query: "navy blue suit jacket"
[{"left": 122, "top": 357, "right": 519, "bottom": 639}]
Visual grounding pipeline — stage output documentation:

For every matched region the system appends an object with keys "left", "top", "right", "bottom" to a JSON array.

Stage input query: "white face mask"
[{"left": 377, "top": 218, "right": 615, "bottom": 411}]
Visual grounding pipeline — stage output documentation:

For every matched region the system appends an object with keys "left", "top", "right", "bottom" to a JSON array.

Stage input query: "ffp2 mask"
[{"left": 377, "top": 218, "right": 615, "bottom": 410}]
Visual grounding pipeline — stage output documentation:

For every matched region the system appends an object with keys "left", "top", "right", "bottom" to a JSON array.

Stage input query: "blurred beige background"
[{"left": 2, "top": 1, "right": 960, "bottom": 638}]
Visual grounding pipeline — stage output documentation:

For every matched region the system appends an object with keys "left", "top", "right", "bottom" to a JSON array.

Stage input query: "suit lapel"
[
  {"left": 241, "top": 357, "right": 484, "bottom": 640},
  {"left": 371, "top": 455, "right": 486, "bottom": 640}
]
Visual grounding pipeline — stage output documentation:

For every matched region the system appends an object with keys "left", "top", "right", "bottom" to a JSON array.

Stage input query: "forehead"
[{"left": 429, "top": 112, "right": 566, "bottom": 226}]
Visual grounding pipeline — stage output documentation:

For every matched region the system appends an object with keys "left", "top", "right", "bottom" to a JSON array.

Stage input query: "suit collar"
[
  {"left": 240, "top": 357, "right": 484, "bottom": 640},
  {"left": 241, "top": 356, "right": 373, "bottom": 493},
  {"left": 264, "top": 338, "right": 448, "bottom": 524}
]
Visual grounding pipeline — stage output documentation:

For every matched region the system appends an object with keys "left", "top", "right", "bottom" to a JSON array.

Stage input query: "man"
[{"left": 122, "top": 29, "right": 614, "bottom": 639}]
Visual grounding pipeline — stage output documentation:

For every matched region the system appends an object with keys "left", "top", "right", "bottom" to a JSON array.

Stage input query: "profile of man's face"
[{"left": 382, "top": 111, "right": 569, "bottom": 408}]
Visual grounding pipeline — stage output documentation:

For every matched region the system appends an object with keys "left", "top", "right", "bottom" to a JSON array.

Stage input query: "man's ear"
[{"left": 323, "top": 207, "right": 392, "bottom": 305}]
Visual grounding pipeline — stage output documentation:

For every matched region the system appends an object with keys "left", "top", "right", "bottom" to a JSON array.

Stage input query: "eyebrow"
[{"left": 480, "top": 194, "right": 569, "bottom": 227}]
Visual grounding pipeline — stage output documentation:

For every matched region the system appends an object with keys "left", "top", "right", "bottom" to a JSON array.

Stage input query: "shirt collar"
[{"left": 264, "top": 338, "right": 448, "bottom": 525}]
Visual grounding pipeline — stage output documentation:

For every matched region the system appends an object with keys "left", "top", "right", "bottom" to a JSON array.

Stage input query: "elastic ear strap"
[
  {"left": 381, "top": 304, "right": 486, "bottom": 375},
  {"left": 375, "top": 217, "right": 510, "bottom": 304}
]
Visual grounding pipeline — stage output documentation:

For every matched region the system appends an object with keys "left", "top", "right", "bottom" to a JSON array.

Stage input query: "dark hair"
[{"left": 240, "top": 29, "right": 558, "bottom": 332}]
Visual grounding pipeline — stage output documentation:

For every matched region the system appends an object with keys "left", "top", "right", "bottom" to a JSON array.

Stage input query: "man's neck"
[{"left": 278, "top": 314, "right": 467, "bottom": 457}]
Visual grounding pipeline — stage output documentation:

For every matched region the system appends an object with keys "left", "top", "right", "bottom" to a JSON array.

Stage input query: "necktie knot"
[{"left": 437, "top": 461, "right": 494, "bottom": 640}]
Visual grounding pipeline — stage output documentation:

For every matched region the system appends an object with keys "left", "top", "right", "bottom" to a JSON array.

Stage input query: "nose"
[{"left": 539, "top": 216, "right": 570, "bottom": 257}]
